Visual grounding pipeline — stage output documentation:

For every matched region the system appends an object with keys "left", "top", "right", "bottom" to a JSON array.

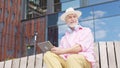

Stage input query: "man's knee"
[
  {"left": 44, "top": 51, "right": 52, "bottom": 59},
  {"left": 67, "top": 54, "right": 85, "bottom": 61},
  {"left": 44, "top": 51, "right": 57, "bottom": 59},
  {"left": 67, "top": 54, "right": 77, "bottom": 61},
  {"left": 44, "top": 51, "right": 51, "bottom": 56}
]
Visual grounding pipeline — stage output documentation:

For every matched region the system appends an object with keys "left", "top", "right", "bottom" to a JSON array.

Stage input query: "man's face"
[{"left": 65, "top": 14, "right": 78, "bottom": 28}]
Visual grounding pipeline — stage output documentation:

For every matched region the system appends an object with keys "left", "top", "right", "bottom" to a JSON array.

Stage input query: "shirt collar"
[{"left": 66, "top": 25, "right": 83, "bottom": 34}]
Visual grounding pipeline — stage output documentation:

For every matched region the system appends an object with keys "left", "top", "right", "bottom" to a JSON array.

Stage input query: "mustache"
[{"left": 69, "top": 20, "right": 78, "bottom": 23}]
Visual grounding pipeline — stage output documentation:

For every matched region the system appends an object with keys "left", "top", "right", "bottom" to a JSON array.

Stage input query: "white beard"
[{"left": 67, "top": 22, "right": 78, "bottom": 28}]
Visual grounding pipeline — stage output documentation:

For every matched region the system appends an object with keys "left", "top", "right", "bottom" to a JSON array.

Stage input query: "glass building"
[
  {"left": 44, "top": 0, "right": 120, "bottom": 45},
  {"left": 22, "top": 0, "right": 120, "bottom": 55}
]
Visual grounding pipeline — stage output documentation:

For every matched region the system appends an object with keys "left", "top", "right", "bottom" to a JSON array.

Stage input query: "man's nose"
[{"left": 71, "top": 17, "right": 75, "bottom": 21}]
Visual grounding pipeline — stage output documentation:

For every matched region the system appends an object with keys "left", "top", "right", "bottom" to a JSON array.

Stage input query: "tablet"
[{"left": 37, "top": 41, "right": 54, "bottom": 53}]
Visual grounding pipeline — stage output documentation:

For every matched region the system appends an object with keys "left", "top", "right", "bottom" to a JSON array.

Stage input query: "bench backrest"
[
  {"left": 94, "top": 41, "right": 120, "bottom": 68},
  {"left": 0, "top": 54, "right": 46, "bottom": 68}
]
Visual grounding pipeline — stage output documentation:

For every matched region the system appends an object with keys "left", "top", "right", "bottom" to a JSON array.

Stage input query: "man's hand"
[{"left": 51, "top": 47, "right": 65, "bottom": 55}]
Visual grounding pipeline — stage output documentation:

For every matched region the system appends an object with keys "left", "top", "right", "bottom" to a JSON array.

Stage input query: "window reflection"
[
  {"left": 48, "top": 26, "right": 58, "bottom": 47},
  {"left": 78, "top": 7, "right": 93, "bottom": 21},
  {"left": 27, "top": 0, "right": 47, "bottom": 19},
  {"left": 25, "top": 0, "right": 118, "bottom": 19},
  {"left": 93, "top": 1, "right": 120, "bottom": 19},
  {"left": 89, "top": 0, "right": 116, "bottom": 5},
  {"left": 58, "top": 25, "right": 67, "bottom": 44},
  {"left": 61, "top": 0, "right": 80, "bottom": 11},
  {"left": 57, "top": 1, "right": 120, "bottom": 42},
  {"left": 95, "top": 16, "right": 120, "bottom": 41}
]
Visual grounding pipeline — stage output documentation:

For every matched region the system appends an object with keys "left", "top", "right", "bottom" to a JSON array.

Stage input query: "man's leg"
[
  {"left": 43, "top": 51, "right": 66, "bottom": 68},
  {"left": 66, "top": 54, "right": 91, "bottom": 68}
]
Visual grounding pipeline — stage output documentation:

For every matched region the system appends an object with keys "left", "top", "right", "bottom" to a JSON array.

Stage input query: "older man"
[{"left": 44, "top": 7, "right": 95, "bottom": 68}]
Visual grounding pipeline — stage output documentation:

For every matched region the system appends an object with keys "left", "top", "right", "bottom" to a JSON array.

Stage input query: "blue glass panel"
[
  {"left": 95, "top": 16, "right": 120, "bottom": 41},
  {"left": 80, "top": 20, "right": 94, "bottom": 31},
  {"left": 58, "top": 24, "right": 67, "bottom": 40},
  {"left": 89, "top": 0, "right": 115, "bottom": 5},
  {"left": 57, "top": 0, "right": 120, "bottom": 42},
  {"left": 47, "top": 13, "right": 58, "bottom": 26},
  {"left": 60, "top": 0, "right": 71, "bottom": 2},
  {"left": 57, "top": 12, "right": 65, "bottom": 25},
  {"left": 61, "top": 0, "right": 80, "bottom": 11},
  {"left": 93, "top": 1, "right": 120, "bottom": 19},
  {"left": 77, "top": 7, "right": 93, "bottom": 21}
]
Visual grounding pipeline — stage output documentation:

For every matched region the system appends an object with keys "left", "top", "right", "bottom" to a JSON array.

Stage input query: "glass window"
[
  {"left": 94, "top": 16, "right": 120, "bottom": 41},
  {"left": 58, "top": 24, "right": 67, "bottom": 41},
  {"left": 54, "top": 0, "right": 61, "bottom": 12},
  {"left": 93, "top": 1, "right": 120, "bottom": 19},
  {"left": 61, "top": 0, "right": 80, "bottom": 11},
  {"left": 57, "top": 1, "right": 120, "bottom": 42},
  {"left": 89, "top": 0, "right": 115, "bottom": 5},
  {"left": 47, "top": 13, "right": 58, "bottom": 26},
  {"left": 57, "top": 12, "right": 65, "bottom": 25},
  {"left": 80, "top": 20, "right": 94, "bottom": 31},
  {"left": 60, "top": 0, "right": 72, "bottom": 2},
  {"left": 48, "top": 26, "right": 58, "bottom": 47},
  {"left": 27, "top": 0, "right": 47, "bottom": 19},
  {"left": 78, "top": 7, "right": 93, "bottom": 21}
]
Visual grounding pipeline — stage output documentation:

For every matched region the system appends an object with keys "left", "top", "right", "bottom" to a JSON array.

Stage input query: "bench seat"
[{"left": 0, "top": 41, "right": 120, "bottom": 68}]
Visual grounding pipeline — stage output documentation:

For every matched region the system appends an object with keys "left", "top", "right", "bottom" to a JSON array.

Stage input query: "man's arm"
[
  {"left": 51, "top": 44, "right": 82, "bottom": 55},
  {"left": 64, "top": 44, "right": 82, "bottom": 54}
]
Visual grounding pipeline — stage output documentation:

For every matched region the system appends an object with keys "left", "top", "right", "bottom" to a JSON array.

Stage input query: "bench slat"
[
  {"left": 99, "top": 42, "right": 108, "bottom": 68},
  {"left": 12, "top": 58, "right": 20, "bottom": 68},
  {"left": 0, "top": 61, "right": 4, "bottom": 68},
  {"left": 43, "top": 62, "right": 47, "bottom": 68},
  {"left": 4, "top": 60, "right": 12, "bottom": 68},
  {"left": 19, "top": 57, "right": 27, "bottom": 68},
  {"left": 94, "top": 43, "right": 100, "bottom": 68},
  {"left": 107, "top": 42, "right": 117, "bottom": 68},
  {"left": 27, "top": 55, "right": 35, "bottom": 68},
  {"left": 115, "top": 41, "right": 120, "bottom": 68},
  {"left": 35, "top": 54, "right": 43, "bottom": 68}
]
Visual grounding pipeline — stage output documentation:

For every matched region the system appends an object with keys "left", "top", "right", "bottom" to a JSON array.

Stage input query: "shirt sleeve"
[{"left": 76, "top": 28, "right": 94, "bottom": 52}]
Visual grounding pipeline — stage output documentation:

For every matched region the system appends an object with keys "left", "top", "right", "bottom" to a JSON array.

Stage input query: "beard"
[{"left": 67, "top": 21, "right": 78, "bottom": 28}]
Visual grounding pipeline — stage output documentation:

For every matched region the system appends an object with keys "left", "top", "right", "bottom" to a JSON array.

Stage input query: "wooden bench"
[
  {"left": 94, "top": 41, "right": 120, "bottom": 68},
  {"left": 0, "top": 41, "right": 120, "bottom": 68},
  {"left": 0, "top": 54, "right": 47, "bottom": 68}
]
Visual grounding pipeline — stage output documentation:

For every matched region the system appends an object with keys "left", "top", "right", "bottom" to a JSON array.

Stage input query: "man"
[{"left": 44, "top": 7, "right": 95, "bottom": 68}]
